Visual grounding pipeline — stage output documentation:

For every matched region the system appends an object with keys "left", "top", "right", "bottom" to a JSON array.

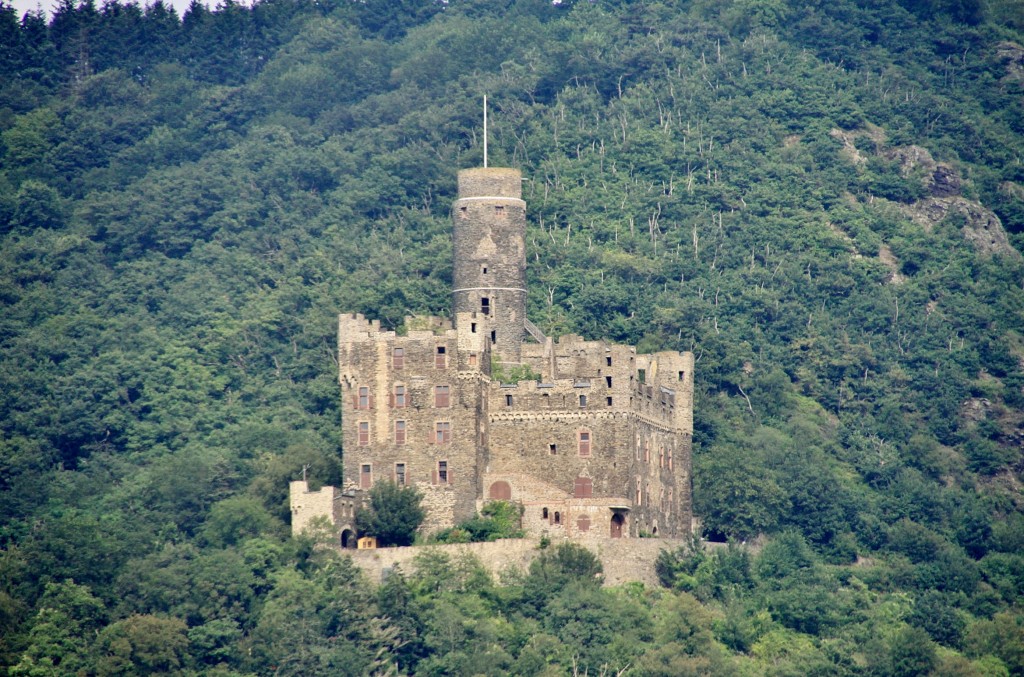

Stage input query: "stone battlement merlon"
[{"left": 457, "top": 167, "right": 523, "bottom": 199}]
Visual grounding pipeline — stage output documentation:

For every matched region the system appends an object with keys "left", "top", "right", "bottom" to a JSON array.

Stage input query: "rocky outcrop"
[
  {"left": 882, "top": 144, "right": 961, "bottom": 197},
  {"left": 995, "top": 41, "right": 1024, "bottom": 84},
  {"left": 901, "top": 196, "right": 1020, "bottom": 258}
]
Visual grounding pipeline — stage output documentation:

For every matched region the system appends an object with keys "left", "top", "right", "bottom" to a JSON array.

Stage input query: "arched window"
[
  {"left": 489, "top": 481, "right": 512, "bottom": 501},
  {"left": 553, "top": 511, "right": 561, "bottom": 525}
]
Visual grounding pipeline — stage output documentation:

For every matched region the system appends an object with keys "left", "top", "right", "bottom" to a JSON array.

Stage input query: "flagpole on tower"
[{"left": 483, "top": 94, "right": 488, "bottom": 168}]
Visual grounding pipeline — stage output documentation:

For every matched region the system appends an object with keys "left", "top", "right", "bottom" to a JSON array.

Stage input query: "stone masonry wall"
[
  {"left": 452, "top": 168, "right": 527, "bottom": 364},
  {"left": 339, "top": 313, "right": 491, "bottom": 532},
  {"left": 348, "top": 537, "right": 688, "bottom": 587}
]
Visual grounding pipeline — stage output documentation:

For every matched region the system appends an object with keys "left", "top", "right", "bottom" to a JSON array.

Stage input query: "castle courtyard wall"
[{"left": 347, "top": 537, "right": 689, "bottom": 588}]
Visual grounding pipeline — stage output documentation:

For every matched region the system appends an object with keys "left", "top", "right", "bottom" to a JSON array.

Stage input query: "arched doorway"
[
  {"left": 488, "top": 481, "right": 512, "bottom": 501},
  {"left": 341, "top": 529, "right": 356, "bottom": 549},
  {"left": 610, "top": 513, "right": 624, "bottom": 538}
]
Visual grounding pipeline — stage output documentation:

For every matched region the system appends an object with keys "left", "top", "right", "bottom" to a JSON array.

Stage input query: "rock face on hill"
[
  {"left": 902, "top": 197, "right": 1019, "bottom": 258},
  {"left": 834, "top": 127, "right": 1019, "bottom": 259},
  {"left": 996, "top": 41, "right": 1024, "bottom": 84}
]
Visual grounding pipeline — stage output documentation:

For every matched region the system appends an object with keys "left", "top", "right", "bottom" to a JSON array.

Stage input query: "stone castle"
[{"left": 291, "top": 165, "right": 695, "bottom": 547}]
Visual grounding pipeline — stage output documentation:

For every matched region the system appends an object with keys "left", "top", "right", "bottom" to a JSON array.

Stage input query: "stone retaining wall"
[{"left": 347, "top": 537, "right": 689, "bottom": 587}]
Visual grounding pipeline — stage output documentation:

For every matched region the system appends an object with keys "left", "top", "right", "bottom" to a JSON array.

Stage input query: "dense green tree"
[{"left": 355, "top": 481, "right": 425, "bottom": 547}]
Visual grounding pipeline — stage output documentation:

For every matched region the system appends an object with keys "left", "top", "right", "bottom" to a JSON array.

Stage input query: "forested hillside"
[{"left": 1, "top": 0, "right": 1023, "bottom": 674}]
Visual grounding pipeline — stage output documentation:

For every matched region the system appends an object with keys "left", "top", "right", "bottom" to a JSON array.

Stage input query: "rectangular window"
[
  {"left": 360, "top": 463, "right": 372, "bottom": 489},
  {"left": 574, "top": 477, "right": 593, "bottom": 498},
  {"left": 578, "top": 430, "right": 591, "bottom": 457},
  {"left": 435, "top": 346, "right": 447, "bottom": 369},
  {"left": 481, "top": 297, "right": 490, "bottom": 315},
  {"left": 437, "top": 460, "right": 449, "bottom": 484},
  {"left": 490, "top": 330, "right": 496, "bottom": 344},
  {"left": 605, "top": 376, "right": 612, "bottom": 388},
  {"left": 678, "top": 371, "right": 685, "bottom": 381},
  {"left": 395, "top": 420, "right": 406, "bottom": 445},
  {"left": 606, "top": 397, "right": 613, "bottom": 407},
  {"left": 469, "top": 353, "right": 477, "bottom": 366},
  {"left": 606, "top": 356, "right": 612, "bottom": 366},
  {"left": 549, "top": 443, "right": 557, "bottom": 455},
  {"left": 579, "top": 394, "right": 587, "bottom": 408},
  {"left": 394, "top": 384, "right": 406, "bottom": 408},
  {"left": 435, "top": 422, "right": 451, "bottom": 445},
  {"left": 395, "top": 463, "right": 406, "bottom": 486},
  {"left": 435, "top": 385, "right": 450, "bottom": 408},
  {"left": 505, "top": 394, "right": 513, "bottom": 407},
  {"left": 393, "top": 347, "right": 404, "bottom": 369},
  {"left": 358, "top": 421, "right": 369, "bottom": 446},
  {"left": 357, "top": 386, "right": 370, "bottom": 409}
]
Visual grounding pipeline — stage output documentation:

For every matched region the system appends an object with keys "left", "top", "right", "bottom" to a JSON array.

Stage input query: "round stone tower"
[{"left": 452, "top": 167, "right": 526, "bottom": 365}]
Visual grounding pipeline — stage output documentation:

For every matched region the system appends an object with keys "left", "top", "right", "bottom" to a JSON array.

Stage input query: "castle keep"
[{"left": 295, "top": 166, "right": 694, "bottom": 545}]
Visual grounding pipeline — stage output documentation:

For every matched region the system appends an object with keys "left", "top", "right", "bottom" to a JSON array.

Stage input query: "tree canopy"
[{"left": 0, "top": 0, "right": 1021, "bottom": 673}]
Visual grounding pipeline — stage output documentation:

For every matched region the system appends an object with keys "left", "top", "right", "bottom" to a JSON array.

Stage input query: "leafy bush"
[{"left": 431, "top": 500, "right": 524, "bottom": 543}]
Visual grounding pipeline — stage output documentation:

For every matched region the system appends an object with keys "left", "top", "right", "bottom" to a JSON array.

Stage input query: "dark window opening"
[
  {"left": 494, "top": 205, "right": 505, "bottom": 215},
  {"left": 579, "top": 394, "right": 587, "bottom": 407},
  {"left": 606, "top": 356, "right": 612, "bottom": 366},
  {"left": 542, "top": 507, "right": 549, "bottom": 519},
  {"left": 437, "top": 460, "right": 448, "bottom": 484},
  {"left": 606, "top": 397, "right": 613, "bottom": 406},
  {"left": 678, "top": 371, "right": 685, "bottom": 381},
  {"left": 605, "top": 376, "right": 612, "bottom": 388},
  {"left": 459, "top": 206, "right": 468, "bottom": 218},
  {"left": 471, "top": 322, "right": 477, "bottom": 333},
  {"left": 435, "top": 346, "right": 446, "bottom": 369},
  {"left": 481, "top": 265, "right": 488, "bottom": 275},
  {"left": 549, "top": 443, "right": 557, "bottom": 455},
  {"left": 553, "top": 511, "right": 561, "bottom": 525},
  {"left": 505, "top": 394, "right": 513, "bottom": 407},
  {"left": 481, "top": 297, "right": 490, "bottom": 315},
  {"left": 491, "top": 330, "right": 496, "bottom": 344}
]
